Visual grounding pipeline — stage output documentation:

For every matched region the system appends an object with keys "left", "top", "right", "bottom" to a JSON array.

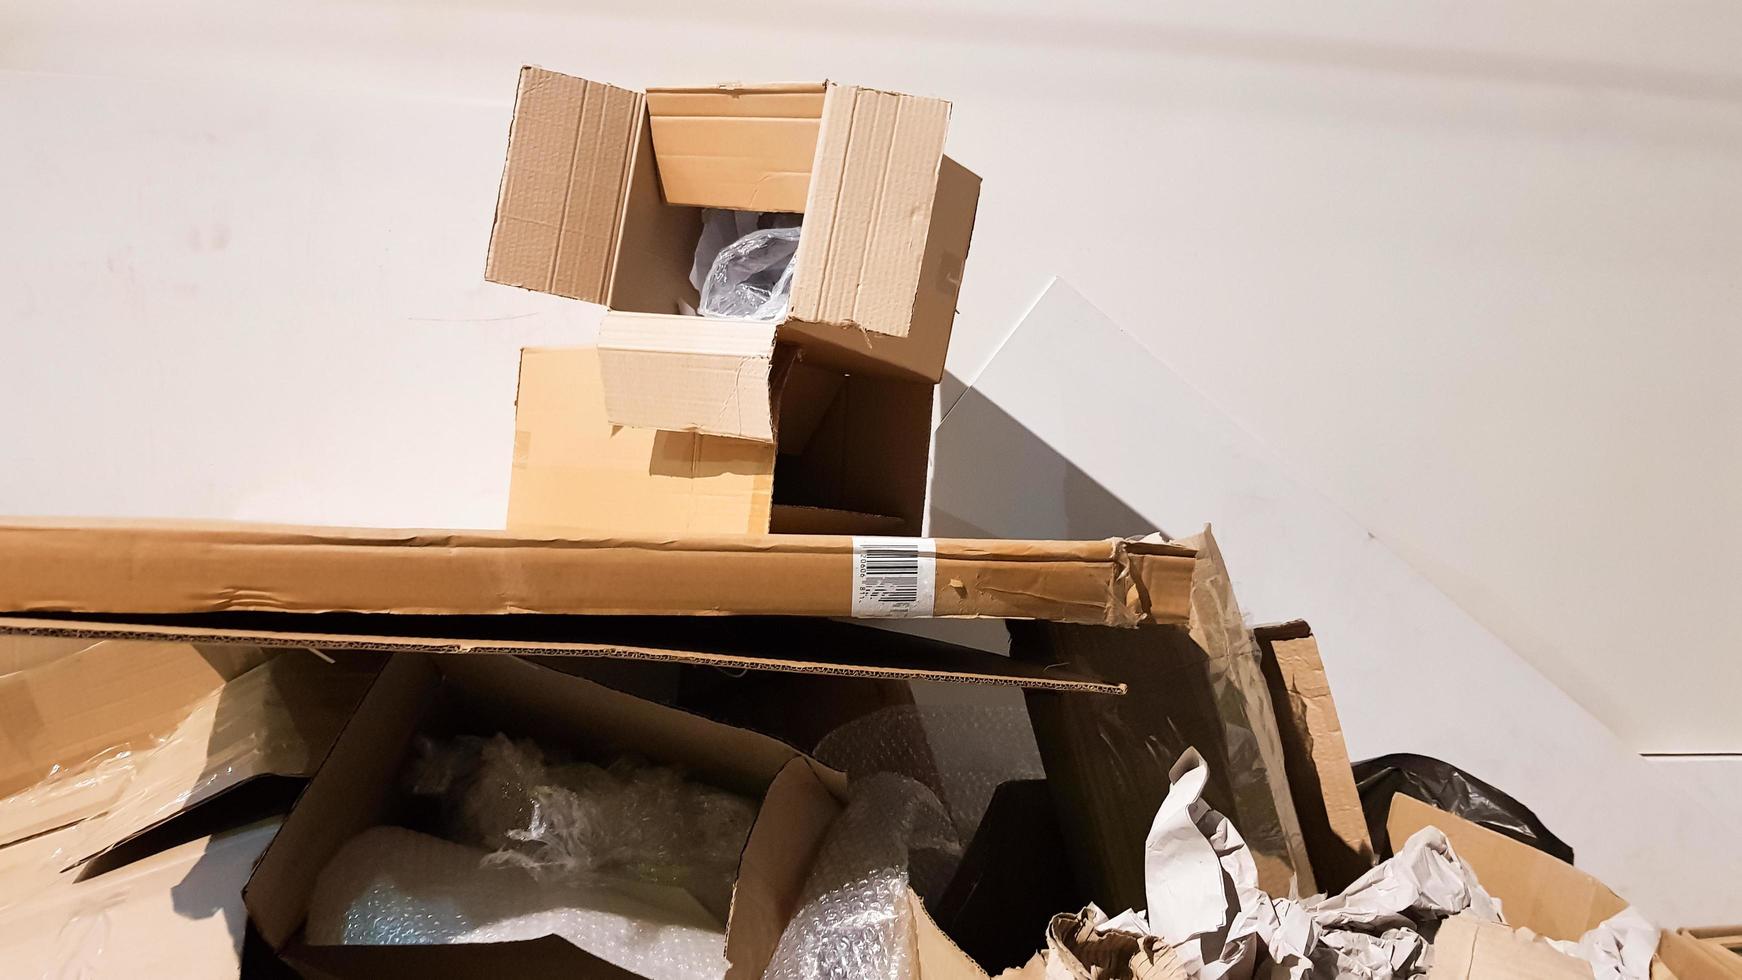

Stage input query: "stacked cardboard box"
[{"left": 491, "top": 69, "right": 979, "bottom": 536}]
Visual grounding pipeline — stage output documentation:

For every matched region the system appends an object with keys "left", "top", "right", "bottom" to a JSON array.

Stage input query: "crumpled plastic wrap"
[
  {"left": 0, "top": 642, "right": 374, "bottom": 914},
  {"left": 406, "top": 734, "right": 756, "bottom": 922},
  {"left": 690, "top": 208, "right": 803, "bottom": 321},
  {"left": 1012, "top": 527, "right": 1313, "bottom": 908},
  {"left": 762, "top": 772, "right": 964, "bottom": 980},
  {"left": 307, "top": 825, "right": 730, "bottom": 980}
]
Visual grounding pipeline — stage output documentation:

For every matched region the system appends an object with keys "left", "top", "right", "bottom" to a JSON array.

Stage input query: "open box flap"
[
  {"left": 596, "top": 312, "right": 782, "bottom": 442},
  {"left": 788, "top": 85, "right": 952, "bottom": 343},
  {"left": 0, "top": 614, "right": 1126, "bottom": 695},
  {"left": 485, "top": 66, "right": 643, "bottom": 305},
  {"left": 0, "top": 518, "right": 1196, "bottom": 625}
]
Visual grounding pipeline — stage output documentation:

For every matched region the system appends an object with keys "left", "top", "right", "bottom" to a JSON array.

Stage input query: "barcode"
[
  {"left": 851, "top": 537, "right": 936, "bottom": 618},
  {"left": 861, "top": 546, "right": 920, "bottom": 603}
]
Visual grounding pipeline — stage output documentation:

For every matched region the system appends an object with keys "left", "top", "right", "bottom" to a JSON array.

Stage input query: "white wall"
[{"left": 1, "top": 6, "right": 1735, "bottom": 753}]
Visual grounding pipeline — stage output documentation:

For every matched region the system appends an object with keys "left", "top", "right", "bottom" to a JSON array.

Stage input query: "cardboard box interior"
[
  {"left": 1387, "top": 794, "right": 1742, "bottom": 980},
  {"left": 486, "top": 67, "right": 979, "bottom": 442},
  {"left": 244, "top": 652, "right": 994, "bottom": 980},
  {"left": 510, "top": 345, "right": 932, "bottom": 536}
]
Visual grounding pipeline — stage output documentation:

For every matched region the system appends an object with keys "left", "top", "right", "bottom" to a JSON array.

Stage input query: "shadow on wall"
[{"left": 931, "top": 377, "right": 1166, "bottom": 541}]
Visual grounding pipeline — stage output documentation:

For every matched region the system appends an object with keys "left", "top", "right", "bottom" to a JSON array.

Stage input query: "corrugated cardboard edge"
[
  {"left": 1658, "top": 930, "right": 1742, "bottom": 980},
  {"left": 1253, "top": 620, "right": 1375, "bottom": 893},
  {"left": 0, "top": 519, "right": 1196, "bottom": 626},
  {"left": 0, "top": 616, "right": 1127, "bottom": 695}
]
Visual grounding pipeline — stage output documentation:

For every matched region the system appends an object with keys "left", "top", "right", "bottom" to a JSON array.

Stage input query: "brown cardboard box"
[
  {"left": 510, "top": 346, "right": 931, "bottom": 536},
  {"left": 1388, "top": 795, "right": 1741, "bottom": 980},
  {"left": 243, "top": 652, "right": 986, "bottom": 979},
  {"left": 486, "top": 67, "right": 979, "bottom": 441},
  {"left": 0, "top": 517, "right": 1196, "bottom": 626},
  {"left": 1253, "top": 620, "right": 1374, "bottom": 893}
]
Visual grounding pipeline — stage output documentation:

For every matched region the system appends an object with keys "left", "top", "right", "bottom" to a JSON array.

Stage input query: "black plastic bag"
[{"left": 1352, "top": 753, "right": 1574, "bottom": 863}]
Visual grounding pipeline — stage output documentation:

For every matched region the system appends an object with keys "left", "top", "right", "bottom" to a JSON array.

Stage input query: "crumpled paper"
[
  {"left": 1537, "top": 907, "right": 1659, "bottom": 980},
  {"left": 1092, "top": 746, "right": 1654, "bottom": 980}
]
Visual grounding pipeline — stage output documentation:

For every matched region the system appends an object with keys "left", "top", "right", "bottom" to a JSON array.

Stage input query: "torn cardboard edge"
[
  {"left": 0, "top": 613, "right": 1126, "bottom": 695},
  {"left": 1252, "top": 619, "right": 1375, "bottom": 894},
  {"left": 0, "top": 518, "right": 1196, "bottom": 626}
]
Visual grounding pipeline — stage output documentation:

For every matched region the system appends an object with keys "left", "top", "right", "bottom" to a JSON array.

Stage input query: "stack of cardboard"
[
  {"left": 493, "top": 70, "right": 979, "bottom": 537},
  {"left": 0, "top": 63, "right": 1733, "bottom": 980}
]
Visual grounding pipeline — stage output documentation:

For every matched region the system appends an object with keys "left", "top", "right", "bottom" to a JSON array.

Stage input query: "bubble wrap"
[
  {"left": 408, "top": 734, "right": 756, "bottom": 921},
  {"left": 307, "top": 825, "right": 730, "bottom": 980},
  {"left": 813, "top": 703, "right": 1044, "bottom": 842},
  {"left": 762, "top": 773, "right": 963, "bottom": 980}
]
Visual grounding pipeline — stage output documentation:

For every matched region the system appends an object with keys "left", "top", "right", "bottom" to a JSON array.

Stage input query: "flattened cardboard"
[
  {"left": 0, "top": 518, "right": 1196, "bottom": 626},
  {"left": 0, "top": 818, "right": 281, "bottom": 979},
  {"left": 0, "top": 614, "right": 1127, "bottom": 695},
  {"left": 1254, "top": 620, "right": 1374, "bottom": 893},
  {"left": 0, "top": 639, "right": 264, "bottom": 801},
  {"left": 485, "top": 67, "right": 978, "bottom": 442},
  {"left": 0, "top": 645, "right": 375, "bottom": 863}
]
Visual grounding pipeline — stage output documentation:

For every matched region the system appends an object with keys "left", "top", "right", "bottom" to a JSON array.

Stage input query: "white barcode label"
[{"left": 851, "top": 537, "right": 936, "bottom": 618}]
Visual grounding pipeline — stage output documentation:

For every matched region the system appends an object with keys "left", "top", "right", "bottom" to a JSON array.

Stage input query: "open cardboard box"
[
  {"left": 486, "top": 67, "right": 979, "bottom": 442},
  {"left": 1388, "top": 794, "right": 1741, "bottom": 980},
  {"left": 243, "top": 652, "right": 988, "bottom": 979},
  {"left": 510, "top": 345, "right": 932, "bottom": 535}
]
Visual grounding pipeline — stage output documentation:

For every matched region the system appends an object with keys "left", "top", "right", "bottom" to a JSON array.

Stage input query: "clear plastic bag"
[
  {"left": 406, "top": 734, "right": 757, "bottom": 923},
  {"left": 698, "top": 224, "right": 803, "bottom": 321}
]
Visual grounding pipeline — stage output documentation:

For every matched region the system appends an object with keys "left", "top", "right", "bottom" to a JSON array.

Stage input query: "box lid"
[{"left": 0, "top": 518, "right": 1195, "bottom": 626}]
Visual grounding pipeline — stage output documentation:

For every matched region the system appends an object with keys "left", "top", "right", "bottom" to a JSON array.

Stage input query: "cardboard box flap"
[
  {"left": 1386, "top": 794, "right": 1628, "bottom": 941},
  {"left": 0, "top": 614, "right": 1128, "bottom": 694},
  {"left": 0, "top": 518, "right": 1196, "bottom": 625},
  {"left": 486, "top": 66, "right": 643, "bottom": 304},
  {"left": 645, "top": 83, "right": 828, "bottom": 213},
  {"left": 597, "top": 312, "right": 782, "bottom": 442},
  {"left": 789, "top": 84, "right": 951, "bottom": 341}
]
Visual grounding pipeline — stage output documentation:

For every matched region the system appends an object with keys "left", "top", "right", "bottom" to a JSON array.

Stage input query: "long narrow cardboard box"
[{"left": 0, "top": 518, "right": 1195, "bottom": 625}]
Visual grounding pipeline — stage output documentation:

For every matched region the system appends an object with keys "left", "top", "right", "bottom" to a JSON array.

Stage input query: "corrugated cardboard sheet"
[
  {"left": 0, "top": 518, "right": 1195, "bottom": 625},
  {"left": 788, "top": 84, "right": 950, "bottom": 342},
  {"left": 485, "top": 66, "right": 642, "bottom": 303},
  {"left": 1254, "top": 620, "right": 1375, "bottom": 893},
  {"left": 596, "top": 313, "right": 781, "bottom": 442}
]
